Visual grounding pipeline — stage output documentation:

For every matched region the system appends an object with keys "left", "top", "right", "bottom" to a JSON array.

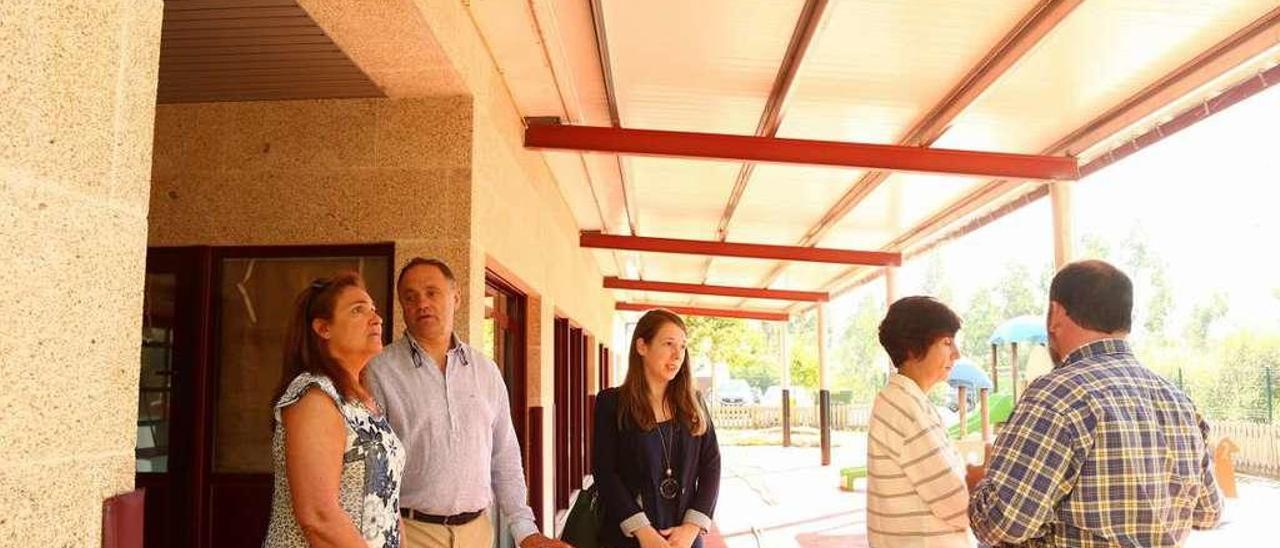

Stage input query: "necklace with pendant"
[{"left": 658, "top": 421, "right": 679, "bottom": 500}]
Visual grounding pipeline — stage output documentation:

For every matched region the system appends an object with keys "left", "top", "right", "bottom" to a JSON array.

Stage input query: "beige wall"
[
  {"left": 295, "top": 0, "right": 618, "bottom": 530},
  {"left": 0, "top": 0, "right": 163, "bottom": 545},
  {"left": 470, "top": 96, "right": 616, "bottom": 361},
  {"left": 407, "top": 0, "right": 617, "bottom": 528},
  {"left": 148, "top": 0, "right": 617, "bottom": 533},
  {"left": 148, "top": 97, "right": 478, "bottom": 337},
  {"left": 148, "top": 93, "right": 617, "bottom": 528}
]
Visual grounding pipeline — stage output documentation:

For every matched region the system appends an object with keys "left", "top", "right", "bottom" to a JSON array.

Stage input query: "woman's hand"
[
  {"left": 664, "top": 524, "right": 701, "bottom": 548},
  {"left": 636, "top": 526, "right": 672, "bottom": 548}
]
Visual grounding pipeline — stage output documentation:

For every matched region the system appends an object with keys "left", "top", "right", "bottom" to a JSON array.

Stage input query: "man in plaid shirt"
[{"left": 969, "top": 260, "right": 1222, "bottom": 546}]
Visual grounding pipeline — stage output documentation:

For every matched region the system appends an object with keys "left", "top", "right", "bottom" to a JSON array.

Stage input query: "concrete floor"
[{"left": 708, "top": 438, "right": 1278, "bottom": 547}]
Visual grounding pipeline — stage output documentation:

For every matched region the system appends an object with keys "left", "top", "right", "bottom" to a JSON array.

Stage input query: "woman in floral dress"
[{"left": 263, "top": 272, "right": 405, "bottom": 548}]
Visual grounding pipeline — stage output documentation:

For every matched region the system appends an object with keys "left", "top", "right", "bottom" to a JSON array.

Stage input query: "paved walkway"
[
  {"left": 713, "top": 442, "right": 868, "bottom": 548},
  {"left": 708, "top": 440, "right": 1278, "bottom": 547}
]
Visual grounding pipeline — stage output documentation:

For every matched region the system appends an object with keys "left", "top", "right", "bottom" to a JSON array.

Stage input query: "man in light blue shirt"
[{"left": 369, "top": 257, "right": 568, "bottom": 548}]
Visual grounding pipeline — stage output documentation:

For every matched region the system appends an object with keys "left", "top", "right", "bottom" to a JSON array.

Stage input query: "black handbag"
[{"left": 559, "top": 482, "right": 603, "bottom": 548}]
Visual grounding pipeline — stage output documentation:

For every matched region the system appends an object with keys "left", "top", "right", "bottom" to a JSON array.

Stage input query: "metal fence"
[
  {"left": 707, "top": 367, "right": 1280, "bottom": 479},
  {"left": 1174, "top": 366, "right": 1276, "bottom": 425}
]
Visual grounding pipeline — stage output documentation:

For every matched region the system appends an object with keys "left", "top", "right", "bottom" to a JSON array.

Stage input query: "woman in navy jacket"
[{"left": 593, "top": 309, "right": 720, "bottom": 548}]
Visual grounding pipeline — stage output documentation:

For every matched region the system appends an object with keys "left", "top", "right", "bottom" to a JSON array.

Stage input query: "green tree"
[
  {"left": 960, "top": 287, "right": 1000, "bottom": 361},
  {"left": 1079, "top": 232, "right": 1113, "bottom": 261},
  {"left": 1192, "top": 330, "right": 1280, "bottom": 421},
  {"left": 921, "top": 252, "right": 954, "bottom": 305},
  {"left": 1185, "top": 292, "right": 1229, "bottom": 349},
  {"left": 834, "top": 294, "right": 887, "bottom": 402},
  {"left": 1119, "top": 225, "right": 1153, "bottom": 275},
  {"left": 997, "top": 261, "right": 1044, "bottom": 319},
  {"left": 1038, "top": 261, "right": 1055, "bottom": 298},
  {"left": 1109, "top": 225, "right": 1175, "bottom": 343},
  {"left": 684, "top": 316, "right": 776, "bottom": 391},
  {"left": 789, "top": 311, "right": 819, "bottom": 389},
  {"left": 1144, "top": 268, "right": 1174, "bottom": 341}
]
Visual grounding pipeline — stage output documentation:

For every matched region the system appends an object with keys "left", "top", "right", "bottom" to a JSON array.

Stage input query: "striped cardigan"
[{"left": 866, "top": 374, "right": 973, "bottom": 547}]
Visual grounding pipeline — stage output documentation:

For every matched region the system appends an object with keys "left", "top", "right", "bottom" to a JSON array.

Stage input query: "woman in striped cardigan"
[{"left": 866, "top": 296, "right": 982, "bottom": 548}]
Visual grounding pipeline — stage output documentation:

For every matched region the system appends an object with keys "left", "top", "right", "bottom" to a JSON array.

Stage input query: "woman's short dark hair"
[
  {"left": 878, "top": 296, "right": 962, "bottom": 368},
  {"left": 1049, "top": 260, "right": 1132, "bottom": 333}
]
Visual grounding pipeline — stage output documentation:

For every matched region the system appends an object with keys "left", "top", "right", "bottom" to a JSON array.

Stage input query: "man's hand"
[
  {"left": 519, "top": 533, "right": 572, "bottom": 548},
  {"left": 663, "top": 524, "right": 702, "bottom": 548},
  {"left": 965, "top": 463, "right": 985, "bottom": 492}
]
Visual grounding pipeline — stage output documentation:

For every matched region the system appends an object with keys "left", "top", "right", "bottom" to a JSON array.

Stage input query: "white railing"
[
  {"left": 710, "top": 404, "right": 872, "bottom": 431},
  {"left": 1210, "top": 421, "right": 1280, "bottom": 479}
]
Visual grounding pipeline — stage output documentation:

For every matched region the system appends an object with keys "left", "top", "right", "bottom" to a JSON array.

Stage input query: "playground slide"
[{"left": 946, "top": 393, "right": 1014, "bottom": 439}]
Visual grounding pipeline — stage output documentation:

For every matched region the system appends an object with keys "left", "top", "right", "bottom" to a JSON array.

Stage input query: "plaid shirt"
[{"left": 969, "top": 339, "right": 1222, "bottom": 547}]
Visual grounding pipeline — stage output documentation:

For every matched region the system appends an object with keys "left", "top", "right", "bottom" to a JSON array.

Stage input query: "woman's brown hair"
[
  {"left": 617, "top": 309, "right": 707, "bottom": 436},
  {"left": 270, "top": 271, "right": 369, "bottom": 408}
]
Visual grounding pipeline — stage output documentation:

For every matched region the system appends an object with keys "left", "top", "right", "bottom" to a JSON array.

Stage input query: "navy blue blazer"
[{"left": 592, "top": 387, "right": 720, "bottom": 548}]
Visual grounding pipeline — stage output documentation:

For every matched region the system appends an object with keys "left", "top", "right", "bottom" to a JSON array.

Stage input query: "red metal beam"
[
  {"left": 528, "top": 125, "right": 1081, "bottom": 181},
  {"left": 581, "top": 232, "right": 902, "bottom": 266},
  {"left": 816, "top": 16, "right": 1280, "bottom": 304},
  {"left": 616, "top": 302, "right": 790, "bottom": 322},
  {"left": 903, "top": 60, "right": 1280, "bottom": 268},
  {"left": 604, "top": 277, "right": 829, "bottom": 302},
  {"left": 799, "top": 0, "right": 1083, "bottom": 248},
  {"left": 794, "top": 5, "right": 1280, "bottom": 307},
  {"left": 751, "top": 1, "right": 1084, "bottom": 297}
]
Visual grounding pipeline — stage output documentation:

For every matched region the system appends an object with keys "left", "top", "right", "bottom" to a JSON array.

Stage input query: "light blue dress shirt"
[{"left": 367, "top": 332, "right": 538, "bottom": 544}]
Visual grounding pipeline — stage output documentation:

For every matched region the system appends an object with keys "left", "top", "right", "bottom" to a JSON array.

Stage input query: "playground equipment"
[
  {"left": 988, "top": 315, "right": 1048, "bottom": 402},
  {"left": 1215, "top": 437, "right": 1240, "bottom": 498},
  {"left": 945, "top": 358, "right": 998, "bottom": 468},
  {"left": 948, "top": 358, "right": 994, "bottom": 441},
  {"left": 839, "top": 465, "right": 866, "bottom": 492},
  {"left": 947, "top": 393, "right": 1013, "bottom": 440}
]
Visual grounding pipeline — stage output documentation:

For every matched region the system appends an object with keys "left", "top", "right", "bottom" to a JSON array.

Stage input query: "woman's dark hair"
[
  {"left": 1049, "top": 260, "right": 1132, "bottom": 333},
  {"left": 878, "top": 296, "right": 962, "bottom": 368},
  {"left": 270, "top": 271, "right": 368, "bottom": 408},
  {"left": 618, "top": 309, "right": 707, "bottom": 436}
]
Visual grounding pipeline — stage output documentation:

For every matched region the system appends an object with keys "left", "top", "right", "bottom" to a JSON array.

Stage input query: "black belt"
[{"left": 399, "top": 508, "right": 484, "bottom": 526}]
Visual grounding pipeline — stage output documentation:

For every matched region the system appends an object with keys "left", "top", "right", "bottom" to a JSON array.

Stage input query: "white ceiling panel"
[
  {"left": 934, "top": 0, "right": 1279, "bottom": 154},
  {"left": 777, "top": 0, "right": 1040, "bottom": 143},
  {"left": 628, "top": 156, "right": 741, "bottom": 239},
  {"left": 726, "top": 164, "right": 863, "bottom": 245},
  {"left": 604, "top": 0, "right": 805, "bottom": 134}
]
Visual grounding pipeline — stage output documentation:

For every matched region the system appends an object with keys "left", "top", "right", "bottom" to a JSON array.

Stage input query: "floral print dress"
[{"left": 263, "top": 372, "right": 406, "bottom": 548}]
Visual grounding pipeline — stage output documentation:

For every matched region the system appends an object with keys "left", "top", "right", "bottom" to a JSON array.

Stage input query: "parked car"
[{"left": 717, "top": 379, "right": 755, "bottom": 405}]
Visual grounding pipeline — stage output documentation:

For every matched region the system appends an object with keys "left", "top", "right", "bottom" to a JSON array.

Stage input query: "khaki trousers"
[{"left": 403, "top": 512, "right": 494, "bottom": 548}]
